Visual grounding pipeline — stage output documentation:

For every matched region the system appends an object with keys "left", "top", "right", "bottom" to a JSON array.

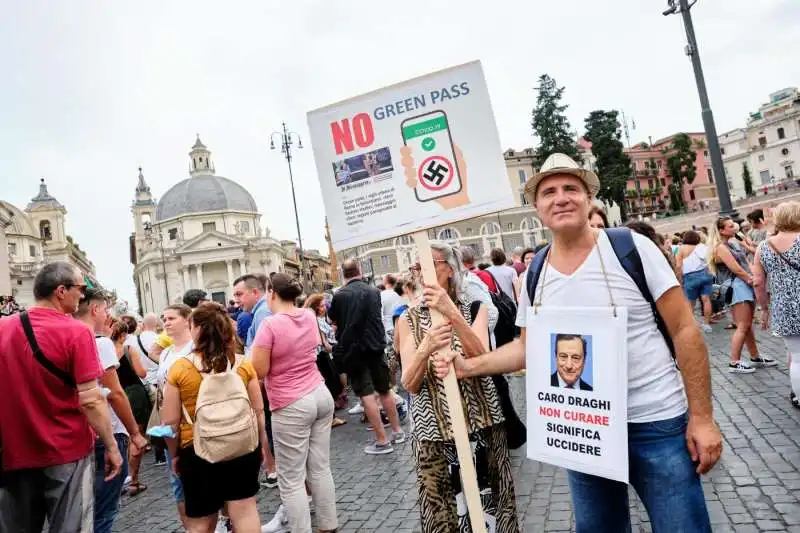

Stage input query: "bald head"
[
  {"left": 342, "top": 259, "right": 361, "bottom": 280},
  {"left": 142, "top": 313, "right": 159, "bottom": 330}
]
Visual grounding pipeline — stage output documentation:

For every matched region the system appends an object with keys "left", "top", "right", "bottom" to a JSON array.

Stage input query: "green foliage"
[
  {"left": 666, "top": 133, "right": 697, "bottom": 186},
  {"left": 668, "top": 183, "right": 684, "bottom": 211},
  {"left": 583, "top": 110, "right": 631, "bottom": 220},
  {"left": 532, "top": 74, "right": 580, "bottom": 166},
  {"left": 742, "top": 162, "right": 754, "bottom": 197}
]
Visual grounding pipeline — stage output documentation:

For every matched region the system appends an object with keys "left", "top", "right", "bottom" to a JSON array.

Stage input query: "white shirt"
[
  {"left": 462, "top": 271, "right": 499, "bottom": 346},
  {"left": 157, "top": 340, "right": 194, "bottom": 387},
  {"left": 380, "top": 289, "right": 403, "bottom": 333},
  {"left": 487, "top": 265, "right": 518, "bottom": 301},
  {"left": 516, "top": 231, "right": 686, "bottom": 423},
  {"left": 95, "top": 337, "right": 128, "bottom": 436},
  {"left": 681, "top": 244, "right": 708, "bottom": 275},
  {"left": 125, "top": 331, "right": 159, "bottom": 385}
]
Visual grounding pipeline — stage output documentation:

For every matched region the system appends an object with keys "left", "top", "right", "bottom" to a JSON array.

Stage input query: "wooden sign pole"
[{"left": 413, "top": 230, "right": 487, "bottom": 533}]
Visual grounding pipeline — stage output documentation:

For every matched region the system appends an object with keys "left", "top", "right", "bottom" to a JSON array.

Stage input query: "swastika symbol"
[
  {"left": 423, "top": 161, "right": 449, "bottom": 186},
  {"left": 417, "top": 155, "right": 454, "bottom": 191}
]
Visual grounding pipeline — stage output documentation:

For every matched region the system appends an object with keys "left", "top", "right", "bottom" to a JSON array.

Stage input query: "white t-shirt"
[
  {"left": 681, "top": 244, "right": 708, "bottom": 275},
  {"left": 516, "top": 231, "right": 686, "bottom": 423},
  {"left": 125, "top": 332, "right": 159, "bottom": 385},
  {"left": 157, "top": 340, "right": 195, "bottom": 387},
  {"left": 95, "top": 336, "right": 128, "bottom": 436},
  {"left": 487, "top": 265, "right": 517, "bottom": 300},
  {"left": 380, "top": 289, "right": 402, "bottom": 333}
]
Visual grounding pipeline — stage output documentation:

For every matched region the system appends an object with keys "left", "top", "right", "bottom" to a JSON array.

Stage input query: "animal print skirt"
[{"left": 412, "top": 423, "right": 519, "bottom": 533}]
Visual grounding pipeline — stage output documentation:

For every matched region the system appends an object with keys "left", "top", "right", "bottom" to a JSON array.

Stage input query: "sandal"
[
  {"left": 331, "top": 418, "right": 347, "bottom": 428},
  {"left": 126, "top": 482, "right": 148, "bottom": 496},
  {"left": 724, "top": 324, "right": 737, "bottom": 330}
]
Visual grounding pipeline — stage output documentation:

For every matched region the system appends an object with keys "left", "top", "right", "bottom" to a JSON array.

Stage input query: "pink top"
[{"left": 253, "top": 308, "right": 323, "bottom": 411}]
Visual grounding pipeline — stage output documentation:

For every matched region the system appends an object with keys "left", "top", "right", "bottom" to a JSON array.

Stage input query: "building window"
[
  {"left": 778, "top": 127, "right": 786, "bottom": 140},
  {"left": 506, "top": 222, "right": 513, "bottom": 231},
  {"left": 168, "top": 228, "right": 178, "bottom": 240},
  {"left": 29, "top": 245, "right": 36, "bottom": 257},
  {"left": 483, "top": 223, "right": 499, "bottom": 236},
  {"left": 786, "top": 166, "right": 795, "bottom": 179},
  {"left": 8, "top": 243, "right": 16, "bottom": 256},
  {"left": 202, "top": 222, "right": 216, "bottom": 233},
  {"left": 380, "top": 255, "right": 390, "bottom": 269},
  {"left": 397, "top": 235, "right": 412, "bottom": 246},
  {"left": 707, "top": 168, "right": 713, "bottom": 183},
  {"left": 466, "top": 227, "right": 473, "bottom": 236},
  {"left": 648, "top": 179, "right": 654, "bottom": 189},
  {"left": 517, "top": 169, "right": 526, "bottom": 185},
  {"left": 39, "top": 220, "right": 52, "bottom": 241},
  {"left": 689, "top": 190, "right": 696, "bottom": 201},
  {"left": 758, "top": 154, "right": 765, "bottom": 162},
  {"left": 438, "top": 228, "right": 458, "bottom": 241},
  {"left": 239, "top": 221, "right": 250, "bottom": 233},
  {"left": 660, "top": 178, "right": 666, "bottom": 186},
  {"left": 758, "top": 136, "right": 767, "bottom": 147},
  {"left": 759, "top": 170, "right": 771, "bottom": 184},
  {"left": 703, "top": 150, "right": 709, "bottom": 158},
  {"left": 720, "top": 147, "right": 725, "bottom": 155}
]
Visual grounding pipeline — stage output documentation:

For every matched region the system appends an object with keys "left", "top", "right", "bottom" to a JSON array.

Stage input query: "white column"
[
  {"left": 226, "top": 260, "right": 234, "bottom": 289},
  {"left": 239, "top": 259, "right": 247, "bottom": 277},
  {"left": 182, "top": 268, "right": 189, "bottom": 291},
  {"left": 196, "top": 263, "right": 204, "bottom": 293}
]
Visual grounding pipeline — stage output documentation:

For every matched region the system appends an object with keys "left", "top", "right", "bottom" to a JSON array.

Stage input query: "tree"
[
  {"left": 742, "top": 162, "right": 754, "bottom": 197},
  {"left": 531, "top": 74, "right": 580, "bottom": 167},
  {"left": 668, "top": 183, "right": 684, "bottom": 211},
  {"left": 583, "top": 110, "right": 632, "bottom": 220},
  {"left": 665, "top": 133, "right": 697, "bottom": 207}
]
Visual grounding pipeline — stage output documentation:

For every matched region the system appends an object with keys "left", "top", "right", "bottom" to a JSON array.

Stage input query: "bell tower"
[
  {"left": 25, "top": 179, "right": 66, "bottom": 247},
  {"left": 132, "top": 167, "right": 156, "bottom": 262},
  {"left": 189, "top": 134, "right": 215, "bottom": 176}
]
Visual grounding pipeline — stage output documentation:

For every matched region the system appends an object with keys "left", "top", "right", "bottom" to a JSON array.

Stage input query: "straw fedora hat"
[{"left": 523, "top": 153, "right": 601, "bottom": 201}]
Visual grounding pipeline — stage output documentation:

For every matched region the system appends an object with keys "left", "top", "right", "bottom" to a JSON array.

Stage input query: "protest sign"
[
  {"left": 307, "top": 60, "right": 513, "bottom": 251},
  {"left": 308, "top": 60, "right": 513, "bottom": 533},
  {"left": 525, "top": 306, "right": 629, "bottom": 483}
]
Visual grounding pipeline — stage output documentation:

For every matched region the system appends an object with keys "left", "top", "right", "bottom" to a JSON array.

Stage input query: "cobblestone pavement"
[{"left": 113, "top": 325, "right": 800, "bottom": 532}]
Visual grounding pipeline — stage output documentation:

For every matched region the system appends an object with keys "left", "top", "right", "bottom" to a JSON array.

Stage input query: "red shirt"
[
  {"left": 471, "top": 268, "right": 498, "bottom": 293},
  {"left": 0, "top": 308, "right": 103, "bottom": 471}
]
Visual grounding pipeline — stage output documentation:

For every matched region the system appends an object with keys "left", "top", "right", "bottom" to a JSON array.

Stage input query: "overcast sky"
[{"left": 2, "top": 0, "right": 798, "bottom": 308}]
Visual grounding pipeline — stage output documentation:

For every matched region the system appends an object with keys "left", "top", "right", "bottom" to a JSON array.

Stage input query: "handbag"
[{"left": 469, "top": 301, "right": 526, "bottom": 450}]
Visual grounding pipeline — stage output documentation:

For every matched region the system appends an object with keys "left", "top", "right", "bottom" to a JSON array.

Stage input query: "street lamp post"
[
  {"left": 663, "top": 0, "right": 739, "bottom": 220},
  {"left": 270, "top": 123, "right": 307, "bottom": 290},
  {"left": 144, "top": 222, "right": 170, "bottom": 307}
]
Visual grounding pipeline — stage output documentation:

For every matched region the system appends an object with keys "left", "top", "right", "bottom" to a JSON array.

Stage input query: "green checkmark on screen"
[{"left": 421, "top": 137, "right": 436, "bottom": 151}]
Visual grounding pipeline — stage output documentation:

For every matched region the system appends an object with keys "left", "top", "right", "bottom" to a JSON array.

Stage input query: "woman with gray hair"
[{"left": 395, "top": 242, "right": 518, "bottom": 532}]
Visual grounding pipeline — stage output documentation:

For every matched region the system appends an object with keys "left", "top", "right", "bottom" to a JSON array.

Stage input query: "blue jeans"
[
  {"left": 164, "top": 447, "right": 185, "bottom": 503},
  {"left": 567, "top": 413, "right": 711, "bottom": 533},
  {"left": 94, "top": 434, "right": 129, "bottom": 533}
]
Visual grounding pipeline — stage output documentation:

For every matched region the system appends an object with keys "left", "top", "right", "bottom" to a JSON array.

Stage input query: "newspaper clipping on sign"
[
  {"left": 307, "top": 61, "right": 514, "bottom": 251},
  {"left": 526, "top": 306, "right": 630, "bottom": 483}
]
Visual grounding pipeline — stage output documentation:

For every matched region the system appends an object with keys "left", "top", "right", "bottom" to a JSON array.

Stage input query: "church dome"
[
  {"left": 155, "top": 174, "right": 258, "bottom": 221},
  {"left": 0, "top": 200, "right": 38, "bottom": 238},
  {"left": 154, "top": 136, "right": 258, "bottom": 222}
]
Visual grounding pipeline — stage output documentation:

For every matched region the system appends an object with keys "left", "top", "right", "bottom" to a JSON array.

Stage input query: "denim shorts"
[
  {"left": 683, "top": 270, "right": 713, "bottom": 301},
  {"left": 164, "top": 447, "right": 185, "bottom": 503},
  {"left": 729, "top": 277, "right": 755, "bottom": 306}
]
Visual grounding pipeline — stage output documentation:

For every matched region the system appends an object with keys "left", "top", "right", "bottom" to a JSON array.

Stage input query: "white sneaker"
[
  {"left": 348, "top": 403, "right": 365, "bottom": 415},
  {"left": 214, "top": 517, "right": 231, "bottom": 533},
  {"left": 393, "top": 391, "right": 406, "bottom": 406},
  {"left": 123, "top": 475, "right": 132, "bottom": 487},
  {"left": 261, "top": 505, "right": 289, "bottom": 533},
  {"left": 729, "top": 361, "right": 755, "bottom": 374}
]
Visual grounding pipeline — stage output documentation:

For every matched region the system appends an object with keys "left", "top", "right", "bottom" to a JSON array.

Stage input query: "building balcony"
[{"left": 10, "top": 261, "right": 43, "bottom": 276}]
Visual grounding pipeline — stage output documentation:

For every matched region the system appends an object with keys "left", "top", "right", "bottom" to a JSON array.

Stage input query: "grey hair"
[
  {"left": 430, "top": 241, "right": 465, "bottom": 300},
  {"left": 460, "top": 245, "right": 477, "bottom": 266},
  {"left": 33, "top": 261, "right": 80, "bottom": 300}
]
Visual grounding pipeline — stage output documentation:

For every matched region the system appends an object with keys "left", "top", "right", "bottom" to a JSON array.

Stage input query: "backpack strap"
[
  {"left": 605, "top": 227, "right": 676, "bottom": 360},
  {"left": 19, "top": 311, "right": 77, "bottom": 388},
  {"left": 526, "top": 244, "right": 551, "bottom": 307}
]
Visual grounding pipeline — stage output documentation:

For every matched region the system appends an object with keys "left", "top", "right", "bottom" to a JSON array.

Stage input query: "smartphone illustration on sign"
[{"left": 401, "top": 110, "right": 463, "bottom": 203}]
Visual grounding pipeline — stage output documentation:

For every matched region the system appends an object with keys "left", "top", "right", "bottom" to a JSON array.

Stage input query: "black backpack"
[{"left": 483, "top": 270, "right": 517, "bottom": 348}]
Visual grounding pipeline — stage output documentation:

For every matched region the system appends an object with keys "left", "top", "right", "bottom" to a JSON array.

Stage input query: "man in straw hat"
[{"left": 433, "top": 154, "right": 720, "bottom": 533}]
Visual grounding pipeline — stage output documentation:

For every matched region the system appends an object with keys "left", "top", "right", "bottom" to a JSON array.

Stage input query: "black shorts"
[
  {"left": 123, "top": 383, "right": 151, "bottom": 428},
  {"left": 346, "top": 350, "right": 391, "bottom": 397},
  {"left": 177, "top": 445, "right": 261, "bottom": 518}
]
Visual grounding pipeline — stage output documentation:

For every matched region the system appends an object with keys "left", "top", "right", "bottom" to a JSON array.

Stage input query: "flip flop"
[{"left": 126, "top": 482, "right": 148, "bottom": 496}]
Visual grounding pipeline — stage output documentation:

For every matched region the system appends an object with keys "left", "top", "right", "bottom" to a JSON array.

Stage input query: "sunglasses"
[{"left": 66, "top": 283, "right": 88, "bottom": 295}]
